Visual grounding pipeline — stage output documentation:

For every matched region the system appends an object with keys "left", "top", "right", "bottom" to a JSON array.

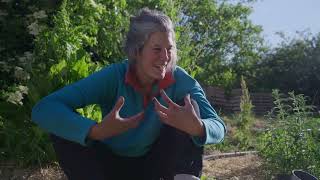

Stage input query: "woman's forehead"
[{"left": 147, "top": 32, "right": 174, "bottom": 47}]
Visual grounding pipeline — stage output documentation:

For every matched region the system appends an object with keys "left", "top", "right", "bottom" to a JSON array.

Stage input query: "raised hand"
[
  {"left": 88, "top": 96, "right": 144, "bottom": 140},
  {"left": 154, "top": 90, "right": 205, "bottom": 137}
]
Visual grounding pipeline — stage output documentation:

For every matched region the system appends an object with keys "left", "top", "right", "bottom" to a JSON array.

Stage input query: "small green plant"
[{"left": 258, "top": 90, "right": 320, "bottom": 177}]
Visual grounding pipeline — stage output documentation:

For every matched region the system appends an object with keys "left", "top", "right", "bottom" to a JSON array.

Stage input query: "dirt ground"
[
  {"left": 0, "top": 154, "right": 265, "bottom": 180},
  {"left": 203, "top": 154, "right": 265, "bottom": 180}
]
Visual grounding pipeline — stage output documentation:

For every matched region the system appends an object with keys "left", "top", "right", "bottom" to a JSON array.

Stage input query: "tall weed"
[
  {"left": 258, "top": 90, "right": 320, "bottom": 177},
  {"left": 234, "top": 77, "right": 255, "bottom": 150}
]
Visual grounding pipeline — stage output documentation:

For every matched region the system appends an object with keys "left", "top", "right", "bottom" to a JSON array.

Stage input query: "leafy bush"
[
  {"left": 258, "top": 90, "right": 320, "bottom": 177},
  {"left": 0, "top": 0, "right": 106, "bottom": 166},
  {"left": 0, "top": 76, "right": 56, "bottom": 165}
]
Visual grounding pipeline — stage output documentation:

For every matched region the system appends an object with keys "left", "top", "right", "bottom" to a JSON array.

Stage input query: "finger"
[
  {"left": 126, "top": 111, "right": 144, "bottom": 122},
  {"left": 160, "top": 90, "right": 179, "bottom": 108},
  {"left": 124, "top": 111, "right": 144, "bottom": 128},
  {"left": 184, "top": 94, "right": 192, "bottom": 107},
  {"left": 154, "top": 97, "right": 169, "bottom": 114},
  {"left": 113, "top": 96, "right": 125, "bottom": 114},
  {"left": 156, "top": 109, "right": 169, "bottom": 123}
]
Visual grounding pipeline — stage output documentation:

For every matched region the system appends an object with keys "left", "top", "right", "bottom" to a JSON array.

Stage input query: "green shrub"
[
  {"left": 0, "top": 76, "right": 56, "bottom": 165},
  {"left": 0, "top": 0, "right": 105, "bottom": 166},
  {"left": 258, "top": 90, "right": 320, "bottom": 177}
]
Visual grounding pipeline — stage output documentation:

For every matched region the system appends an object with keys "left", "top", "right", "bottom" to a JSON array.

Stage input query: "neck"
[{"left": 135, "top": 64, "right": 154, "bottom": 89}]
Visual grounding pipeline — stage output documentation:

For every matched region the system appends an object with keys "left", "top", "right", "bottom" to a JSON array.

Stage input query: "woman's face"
[{"left": 136, "top": 31, "right": 174, "bottom": 86}]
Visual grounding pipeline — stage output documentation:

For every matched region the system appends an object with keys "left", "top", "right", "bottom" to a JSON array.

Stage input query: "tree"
[
  {"left": 253, "top": 32, "right": 320, "bottom": 106},
  {"left": 175, "top": 0, "right": 266, "bottom": 91}
]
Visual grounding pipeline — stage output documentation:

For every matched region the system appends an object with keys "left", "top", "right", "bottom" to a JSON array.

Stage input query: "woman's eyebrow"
[{"left": 152, "top": 44, "right": 173, "bottom": 48}]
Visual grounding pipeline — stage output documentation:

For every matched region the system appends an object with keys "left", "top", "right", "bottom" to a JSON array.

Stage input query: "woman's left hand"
[{"left": 154, "top": 90, "right": 205, "bottom": 137}]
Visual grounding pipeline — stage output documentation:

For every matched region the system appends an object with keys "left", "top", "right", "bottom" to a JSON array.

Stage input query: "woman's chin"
[{"left": 154, "top": 74, "right": 165, "bottom": 81}]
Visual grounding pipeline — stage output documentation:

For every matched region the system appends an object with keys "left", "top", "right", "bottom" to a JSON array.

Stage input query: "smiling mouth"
[
  {"left": 154, "top": 64, "right": 168, "bottom": 72},
  {"left": 155, "top": 64, "right": 167, "bottom": 69}
]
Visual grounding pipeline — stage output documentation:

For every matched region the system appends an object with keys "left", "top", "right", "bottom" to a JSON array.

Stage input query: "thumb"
[
  {"left": 113, "top": 96, "right": 125, "bottom": 114},
  {"left": 184, "top": 94, "right": 192, "bottom": 107},
  {"left": 190, "top": 99, "right": 200, "bottom": 117}
]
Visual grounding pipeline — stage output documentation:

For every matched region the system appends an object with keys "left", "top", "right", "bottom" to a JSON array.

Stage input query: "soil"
[
  {"left": 203, "top": 154, "right": 265, "bottom": 180},
  {"left": 0, "top": 154, "right": 265, "bottom": 180}
]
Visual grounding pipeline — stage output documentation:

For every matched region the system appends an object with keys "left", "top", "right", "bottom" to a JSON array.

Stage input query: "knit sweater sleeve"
[
  {"left": 31, "top": 64, "right": 119, "bottom": 145},
  {"left": 189, "top": 83, "right": 226, "bottom": 146},
  {"left": 173, "top": 67, "right": 226, "bottom": 146}
]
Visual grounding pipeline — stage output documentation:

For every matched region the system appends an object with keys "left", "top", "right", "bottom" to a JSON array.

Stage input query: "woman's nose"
[{"left": 160, "top": 49, "right": 169, "bottom": 62}]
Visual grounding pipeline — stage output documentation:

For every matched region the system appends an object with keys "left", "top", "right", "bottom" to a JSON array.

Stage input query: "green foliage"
[
  {"left": 176, "top": 0, "right": 266, "bottom": 89},
  {"left": 258, "top": 90, "right": 320, "bottom": 177},
  {"left": 0, "top": 0, "right": 57, "bottom": 166},
  {"left": 48, "top": 56, "right": 103, "bottom": 122},
  {"left": 0, "top": 76, "right": 57, "bottom": 166},
  {"left": 252, "top": 33, "right": 320, "bottom": 106},
  {"left": 0, "top": 1, "right": 52, "bottom": 103}
]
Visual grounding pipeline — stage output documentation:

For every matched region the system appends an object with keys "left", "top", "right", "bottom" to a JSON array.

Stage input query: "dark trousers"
[{"left": 50, "top": 125, "right": 203, "bottom": 180}]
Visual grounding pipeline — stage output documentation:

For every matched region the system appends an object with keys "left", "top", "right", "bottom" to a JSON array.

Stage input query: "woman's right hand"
[{"left": 88, "top": 96, "right": 144, "bottom": 141}]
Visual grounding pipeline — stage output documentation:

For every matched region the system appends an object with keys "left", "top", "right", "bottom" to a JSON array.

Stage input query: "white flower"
[
  {"left": 33, "top": 10, "right": 47, "bottom": 19},
  {"left": 5, "top": 85, "right": 29, "bottom": 105},
  {"left": 14, "top": 66, "right": 30, "bottom": 81},
  {"left": 18, "top": 85, "right": 28, "bottom": 94},
  {"left": 27, "top": 21, "right": 43, "bottom": 36},
  {"left": 24, "top": 51, "right": 33, "bottom": 60},
  {"left": 7, "top": 91, "right": 24, "bottom": 105},
  {"left": 18, "top": 56, "right": 27, "bottom": 63}
]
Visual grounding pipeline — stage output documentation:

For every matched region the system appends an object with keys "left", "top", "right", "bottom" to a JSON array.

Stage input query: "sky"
[{"left": 249, "top": 0, "right": 320, "bottom": 47}]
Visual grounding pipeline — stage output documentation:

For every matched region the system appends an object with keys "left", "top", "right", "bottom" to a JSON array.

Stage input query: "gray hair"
[{"left": 124, "top": 8, "right": 177, "bottom": 70}]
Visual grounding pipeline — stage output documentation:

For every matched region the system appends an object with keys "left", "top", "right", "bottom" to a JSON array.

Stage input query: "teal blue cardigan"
[{"left": 32, "top": 61, "right": 226, "bottom": 157}]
